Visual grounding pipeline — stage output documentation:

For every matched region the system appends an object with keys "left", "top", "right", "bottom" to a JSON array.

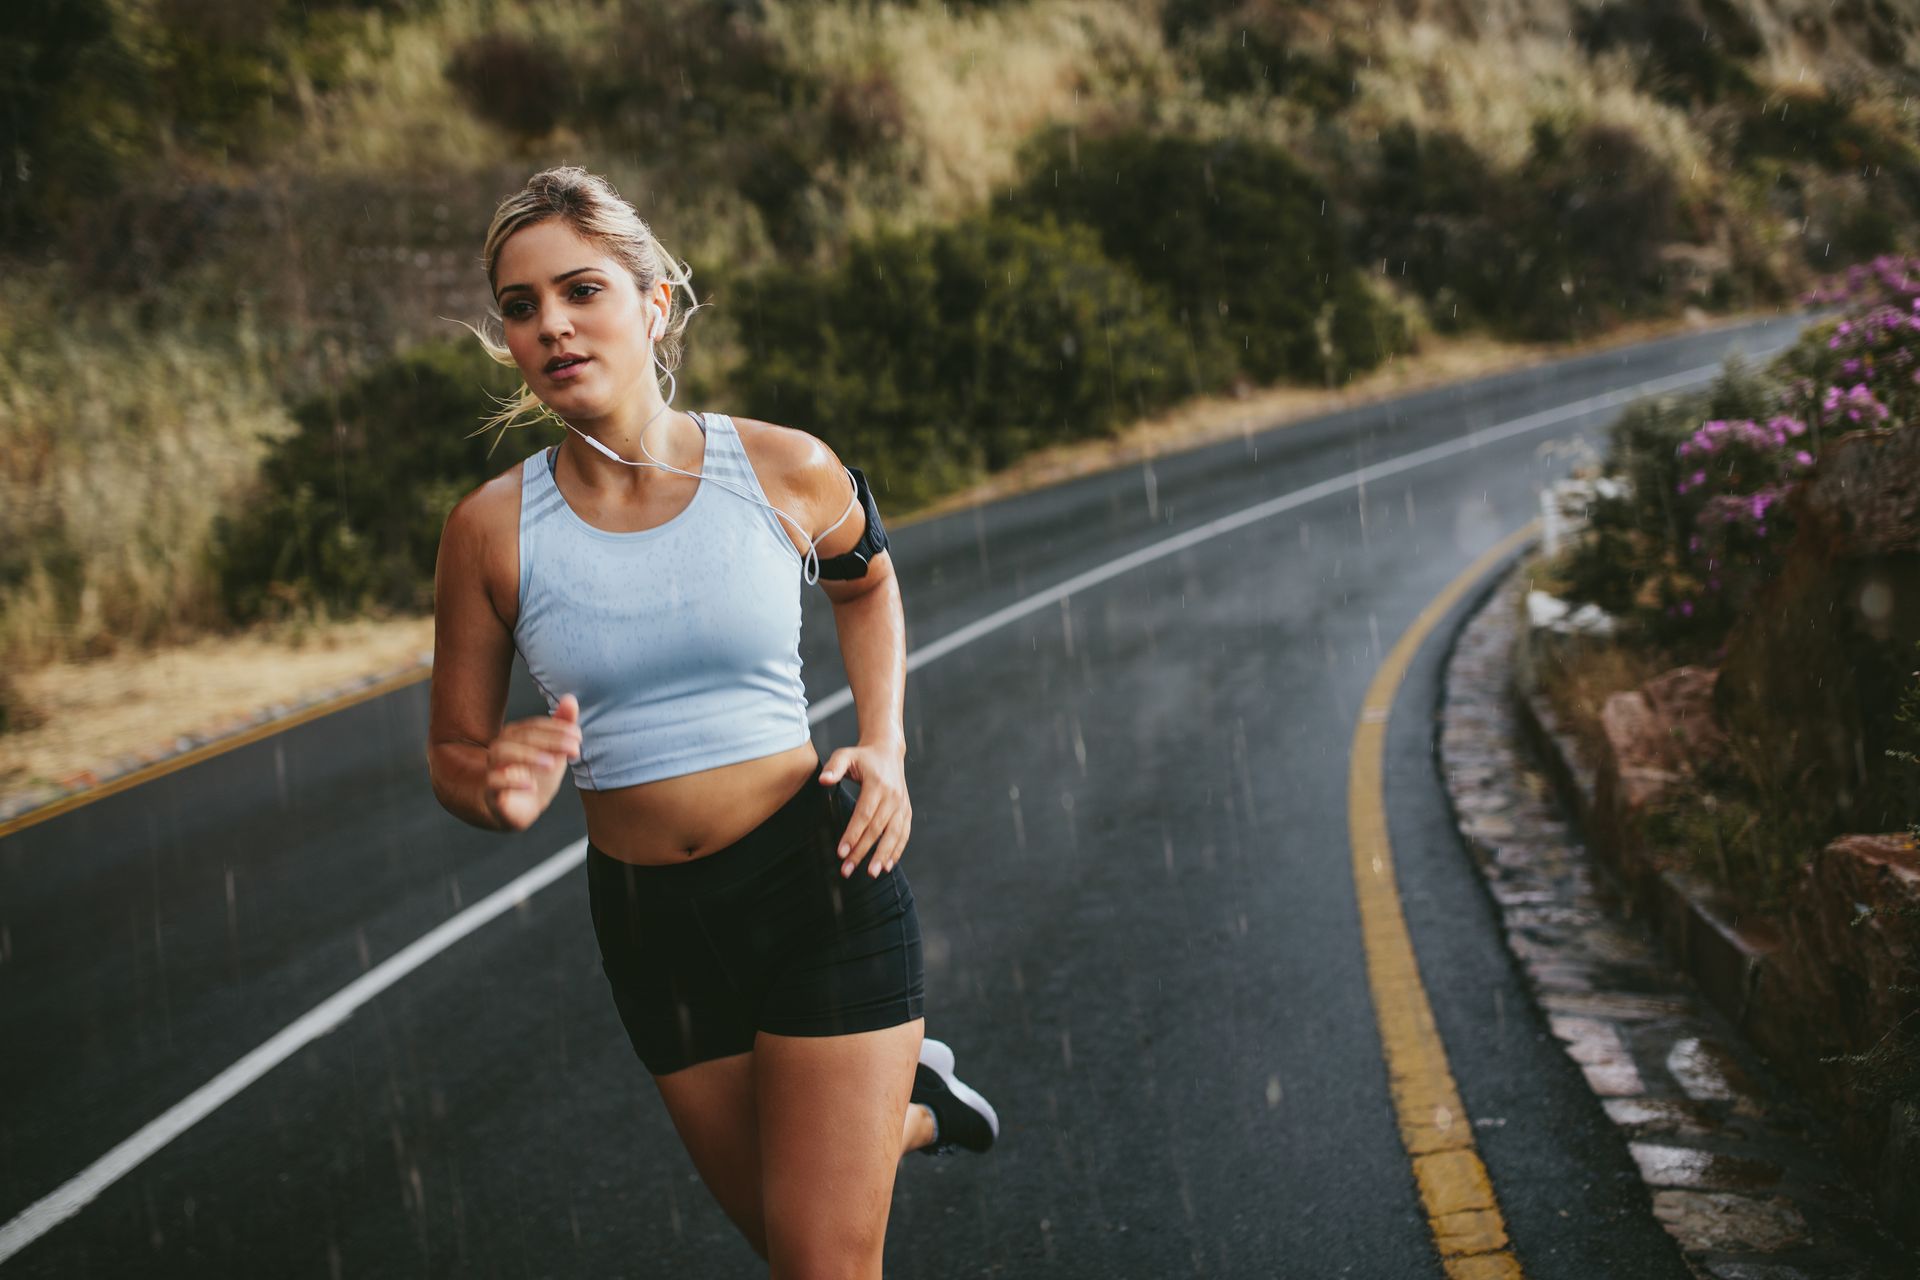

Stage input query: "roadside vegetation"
[
  {"left": 4, "top": 0, "right": 1919, "bottom": 699},
  {"left": 1535, "top": 253, "right": 1920, "bottom": 1130}
]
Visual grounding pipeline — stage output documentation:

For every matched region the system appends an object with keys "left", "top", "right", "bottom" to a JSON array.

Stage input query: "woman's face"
[{"left": 493, "top": 218, "right": 666, "bottom": 421}]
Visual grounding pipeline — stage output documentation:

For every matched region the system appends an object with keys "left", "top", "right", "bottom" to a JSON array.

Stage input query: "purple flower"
[{"left": 1794, "top": 450, "right": 1813, "bottom": 465}]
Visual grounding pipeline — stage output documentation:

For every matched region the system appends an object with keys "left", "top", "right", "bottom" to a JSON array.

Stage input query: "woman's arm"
[
  {"left": 743, "top": 420, "right": 912, "bottom": 878},
  {"left": 818, "top": 553, "right": 911, "bottom": 876},
  {"left": 427, "top": 478, "right": 580, "bottom": 831}
]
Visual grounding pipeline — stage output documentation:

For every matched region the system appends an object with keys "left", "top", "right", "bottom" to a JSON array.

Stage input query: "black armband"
[{"left": 814, "top": 466, "right": 889, "bottom": 580}]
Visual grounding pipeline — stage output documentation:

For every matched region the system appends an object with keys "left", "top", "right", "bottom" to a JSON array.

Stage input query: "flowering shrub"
[
  {"left": 1557, "top": 255, "right": 1920, "bottom": 643},
  {"left": 1645, "top": 254, "right": 1920, "bottom": 634},
  {"left": 1783, "top": 252, "right": 1920, "bottom": 440}
]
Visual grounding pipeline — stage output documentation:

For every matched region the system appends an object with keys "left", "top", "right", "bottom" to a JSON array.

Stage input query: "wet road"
[{"left": 1, "top": 315, "right": 1812, "bottom": 1277}]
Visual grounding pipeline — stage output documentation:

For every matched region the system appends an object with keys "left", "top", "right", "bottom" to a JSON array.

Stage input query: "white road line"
[{"left": 0, "top": 355, "right": 1737, "bottom": 1263}]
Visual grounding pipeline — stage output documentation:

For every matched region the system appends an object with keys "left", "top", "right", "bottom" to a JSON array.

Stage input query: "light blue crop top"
[{"left": 511, "top": 412, "right": 813, "bottom": 790}]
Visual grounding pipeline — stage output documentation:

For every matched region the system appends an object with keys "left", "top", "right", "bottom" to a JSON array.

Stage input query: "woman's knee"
[{"left": 765, "top": 1211, "right": 886, "bottom": 1280}]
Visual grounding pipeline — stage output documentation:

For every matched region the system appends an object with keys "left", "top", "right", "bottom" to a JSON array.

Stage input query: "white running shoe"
[{"left": 913, "top": 1037, "right": 999, "bottom": 1155}]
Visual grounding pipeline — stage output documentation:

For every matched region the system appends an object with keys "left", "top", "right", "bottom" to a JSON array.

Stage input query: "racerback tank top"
[{"left": 511, "top": 411, "right": 812, "bottom": 790}]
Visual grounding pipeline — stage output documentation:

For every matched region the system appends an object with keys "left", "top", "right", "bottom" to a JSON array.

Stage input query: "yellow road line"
[
  {"left": 1348, "top": 519, "right": 1540, "bottom": 1279},
  {"left": 0, "top": 665, "right": 433, "bottom": 842}
]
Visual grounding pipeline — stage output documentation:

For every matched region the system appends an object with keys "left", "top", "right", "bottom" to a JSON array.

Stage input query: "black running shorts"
[{"left": 586, "top": 774, "right": 926, "bottom": 1076}]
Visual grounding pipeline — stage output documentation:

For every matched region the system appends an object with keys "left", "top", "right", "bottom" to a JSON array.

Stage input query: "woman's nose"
[{"left": 540, "top": 307, "right": 574, "bottom": 342}]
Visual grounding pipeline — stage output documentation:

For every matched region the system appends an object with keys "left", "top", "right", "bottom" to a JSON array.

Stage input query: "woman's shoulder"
[
  {"left": 730, "top": 416, "right": 845, "bottom": 500},
  {"left": 445, "top": 452, "right": 535, "bottom": 546},
  {"left": 438, "top": 453, "right": 533, "bottom": 623}
]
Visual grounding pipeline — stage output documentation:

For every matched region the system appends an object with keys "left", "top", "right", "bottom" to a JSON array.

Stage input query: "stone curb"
[
  {"left": 1440, "top": 556, "right": 1915, "bottom": 1276},
  {"left": 1508, "top": 649, "right": 1778, "bottom": 1038},
  {"left": 0, "top": 652, "right": 434, "bottom": 827}
]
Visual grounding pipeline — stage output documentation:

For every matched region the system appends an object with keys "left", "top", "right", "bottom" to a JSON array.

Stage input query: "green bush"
[
  {"left": 1, "top": 0, "right": 141, "bottom": 244},
  {"left": 1556, "top": 358, "right": 1777, "bottom": 639},
  {"left": 999, "top": 127, "right": 1406, "bottom": 389},
  {"left": 577, "top": 0, "right": 807, "bottom": 151},
  {"left": 728, "top": 212, "right": 1188, "bottom": 503},
  {"left": 1572, "top": 0, "right": 1760, "bottom": 107},
  {"left": 1170, "top": 4, "right": 1358, "bottom": 115},
  {"left": 215, "top": 340, "right": 534, "bottom": 620},
  {"left": 446, "top": 33, "right": 575, "bottom": 138},
  {"left": 1734, "top": 85, "right": 1909, "bottom": 174},
  {"left": 1361, "top": 119, "right": 1681, "bottom": 342}
]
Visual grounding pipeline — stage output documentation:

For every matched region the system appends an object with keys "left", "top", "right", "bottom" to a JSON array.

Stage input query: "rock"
[
  {"left": 1651, "top": 1189, "right": 1806, "bottom": 1252},
  {"left": 1526, "top": 588, "right": 1619, "bottom": 636},
  {"left": 1778, "top": 832, "right": 1920, "bottom": 1067},
  {"left": 1540, "top": 477, "right": 1634, "bottom": 559},
  {"left": 1714, "top": 425, "right": 1920, "bottom": 835},
  {"left": 1593, "top": 665, "right": 1727, "bottom": 817},
  {"left": 1639, "top": 665, "right": 1726, "bottom": 766}
]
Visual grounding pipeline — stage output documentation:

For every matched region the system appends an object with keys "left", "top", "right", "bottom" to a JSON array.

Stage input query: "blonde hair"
[{"left": 460, "top": 166, "right": 706, "bottom": 452}]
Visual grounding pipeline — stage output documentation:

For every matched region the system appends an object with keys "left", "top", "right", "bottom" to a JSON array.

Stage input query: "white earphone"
[{"left": 561, "top": 304, "right": 857, "bottom": 585}]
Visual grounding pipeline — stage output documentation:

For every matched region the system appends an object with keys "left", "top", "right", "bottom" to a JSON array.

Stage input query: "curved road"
[{"left": 0, "top": 314, "right": 1810, "bottom": 1277}]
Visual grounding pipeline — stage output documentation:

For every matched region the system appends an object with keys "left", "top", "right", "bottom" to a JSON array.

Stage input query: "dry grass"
[
  {"left": 1351, "top": 20, "right": 1714, "bottom": 189},
  {"left": 0, "top": 615, "right": 435, "bottom": 796},
  {"left": 759, "top": 0, "right": 1171, "bottom": 230},
  {"left": 0, "top": 277, "right": 297, "bottom": 667},
  {"left": 285, "top": 0, "right": 518, "bottom": 175}
]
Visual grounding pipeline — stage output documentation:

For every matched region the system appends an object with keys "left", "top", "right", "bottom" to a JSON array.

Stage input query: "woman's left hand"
[{"left": 819, "top": 740, "right": 911, "bottom": 878}]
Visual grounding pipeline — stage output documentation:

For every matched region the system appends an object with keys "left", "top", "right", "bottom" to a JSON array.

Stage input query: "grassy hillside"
[{"left": 3, "top": 0, "right": 1918, "bottom": 688}]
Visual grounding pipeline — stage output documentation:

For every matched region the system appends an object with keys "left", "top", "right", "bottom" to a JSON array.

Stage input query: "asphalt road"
[{"left": 0, "top": 313, "right": 1813, "bottom": 1277}]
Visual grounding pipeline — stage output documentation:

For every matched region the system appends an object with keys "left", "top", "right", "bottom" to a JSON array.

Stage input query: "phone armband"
[{"left": 813, "top": 466, "right": 889, "bottom": 580}]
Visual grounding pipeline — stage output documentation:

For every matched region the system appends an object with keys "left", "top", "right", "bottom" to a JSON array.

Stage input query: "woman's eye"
[{"left": 502, "top": 284, "right": 596, "bottom": 320}]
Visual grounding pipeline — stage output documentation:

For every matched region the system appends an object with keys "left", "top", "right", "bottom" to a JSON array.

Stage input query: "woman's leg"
[
  {"left": 902, "top": 1097, "right": 937, "bottom": 1154},
  {"left": 755, "top": 1020, "right": 924, "bottom": 1280},
  {"left": 652, "top": 1051, "right": 767, "bottom": 1258}
]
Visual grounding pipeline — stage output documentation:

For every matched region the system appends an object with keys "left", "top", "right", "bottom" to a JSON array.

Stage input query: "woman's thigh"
[
  {"left": 652, "top": 1051, "right": 766, "bottom": 1258},
  {"left": 754, "top": 1020, "right": 924, "bottom": 1280}
]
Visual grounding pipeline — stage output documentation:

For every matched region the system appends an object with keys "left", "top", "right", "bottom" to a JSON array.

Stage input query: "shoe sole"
[{"left": 918, "top": 1037, "right": 998, "bottom": 1141}]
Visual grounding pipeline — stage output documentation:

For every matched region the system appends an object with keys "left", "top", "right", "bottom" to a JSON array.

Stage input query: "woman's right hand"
[{"left": 484, "top": 693, "right": 583, "bottom": 831}]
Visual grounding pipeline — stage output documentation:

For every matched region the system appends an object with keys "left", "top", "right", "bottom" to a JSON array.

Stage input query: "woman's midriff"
[{"left": 579, "top": 739, "right": 822, "bottom": 865}]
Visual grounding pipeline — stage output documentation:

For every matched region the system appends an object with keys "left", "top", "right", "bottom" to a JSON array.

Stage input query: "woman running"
[{"left": 426, "top": 166, "right": 996, "bottom": 1276}]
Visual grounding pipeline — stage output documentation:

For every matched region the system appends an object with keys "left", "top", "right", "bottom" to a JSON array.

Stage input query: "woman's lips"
[{"left": 546, "top": 357, "right": 592, "bottom": 381}]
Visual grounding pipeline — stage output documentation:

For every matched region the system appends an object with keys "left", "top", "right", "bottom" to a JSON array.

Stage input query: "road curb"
[{"left": 1437, "top": 555, "right": 1914, "bottom": 1276}]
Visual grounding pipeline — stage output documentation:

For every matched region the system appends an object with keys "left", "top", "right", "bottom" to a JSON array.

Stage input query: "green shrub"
[
  {"left": 1556, "top": 358, "right": 1778, "bottom": 639},
  {"left": 215, "top": 339, "right": 534, "bottom": 620},
  {"left": 728, "top": 212, "right": 1187, "bottom": 503},
  {"left": 999, "top": 127, "right": 1406, "bottom": 389},
  {"left": 1361, "top": 119, "right": 1681, "bottom": 342},
  {"left": 1, "top": 0, "right": 140, "bottom": 244},
  {"left": 1735, "top": 84, "right": 1918, "bottom": 178},
  {"left": 1171, "top": 4, "right": 1358, "bottom": 115},
  {"left": 446, "top": 33, "right": 575, "bottom": 138},
  {"left": 1572, "top": 0, "right": 1760, "bottom": 107},
  {"left": 1360, "top": 124, "right": 1509, "bottom": 336},
  {"left": 577, "top": 0, "right": 807, "bottom": 151}
]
